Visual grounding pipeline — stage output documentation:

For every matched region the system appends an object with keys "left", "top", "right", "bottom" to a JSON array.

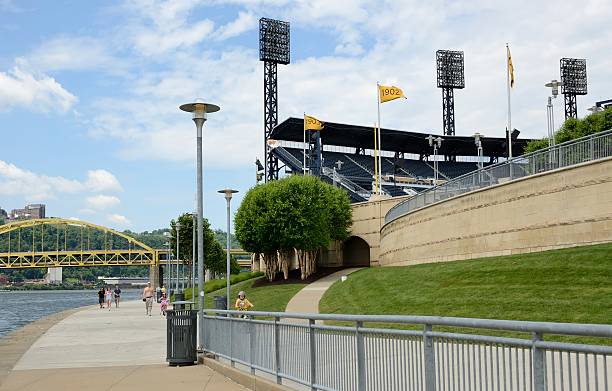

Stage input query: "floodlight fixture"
[
  {"left": 436, "top": 50, "right": 465, "bottom": 138},
  {"left": 259, "top": 18, "right": 290, "bottom": 65},
  {"left": 560, "top": 58, "right": 587, "bottom": 119}
]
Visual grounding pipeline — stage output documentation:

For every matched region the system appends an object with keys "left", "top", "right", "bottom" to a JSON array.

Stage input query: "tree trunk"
[
  {"left": 296, "top": 249, "right": 306, "bottom": 280},
  {"left": 299, "top": 249, "right": 319, "bottom": 280},
  {"left": 263, "top": 251, "right": 278, "bottom": 282},
  {"left": 278, "top": 249, "right": 292, "bottom": 280}
]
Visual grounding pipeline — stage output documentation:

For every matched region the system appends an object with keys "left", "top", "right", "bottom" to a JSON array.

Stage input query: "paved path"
[
  {"left": 285, "top": 268, "right": 363, "bottom": 314},
  {"left": 1, "top": 300, "right": 245, "bottom": 391}
]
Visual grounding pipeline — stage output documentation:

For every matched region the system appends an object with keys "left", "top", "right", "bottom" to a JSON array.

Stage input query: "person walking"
[
  {"left": 234, "top": 291, "right": 253, "bottom": 318},
  {"left": 113, "top": 285, "right": 121, "bottom": 308},
  {"left": 142, "top": 282, "right": 154, "bottom": 316},
  {"left": 105, "top": 287, "right": 113, "bottom": 311},
  {"left": 98, "top": 287, "right": 105, "bottom": 309},
  {"left": 160, "top": 293, "right": 168, "bottom": 316}
]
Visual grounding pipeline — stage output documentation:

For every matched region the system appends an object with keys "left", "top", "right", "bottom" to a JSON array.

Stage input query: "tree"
[
  {"left": 524, "top": 107, "right": 612, "bottom": 153},
  {"left": 170, "top": 213, "right": 239, "bottom": 277},
  {"left": 235, "top": 175, "right": 352, "bottom": 281}
]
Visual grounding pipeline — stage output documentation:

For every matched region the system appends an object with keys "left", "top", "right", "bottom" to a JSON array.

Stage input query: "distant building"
[
  {"left": 0, "top": 208, "right": 7, "bottom": 223},
  {"left": 9, "top": 204, "right": 46, "bottom": 220}
]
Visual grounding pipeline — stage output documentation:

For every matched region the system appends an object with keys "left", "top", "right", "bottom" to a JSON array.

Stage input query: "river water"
[{"left": 0, "top": 289, "right": 143, "bottom": 338}]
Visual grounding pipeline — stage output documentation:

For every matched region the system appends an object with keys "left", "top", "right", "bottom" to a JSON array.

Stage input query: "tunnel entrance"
[{"left": 342, "top": 236, "right": 370, "bottom": 267}]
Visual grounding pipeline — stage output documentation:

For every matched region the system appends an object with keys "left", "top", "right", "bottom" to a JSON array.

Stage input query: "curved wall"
[{"left": 380, "top": 157, "right": 612, "bottom": 266}]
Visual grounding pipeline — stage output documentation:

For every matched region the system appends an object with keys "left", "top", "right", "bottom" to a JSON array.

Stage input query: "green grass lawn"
[
  {"left": 188, "top": 277, "right": 306, "bottom": 313},
  {"left": 320, "top": 244, "right": 612, "bottom": 342}
]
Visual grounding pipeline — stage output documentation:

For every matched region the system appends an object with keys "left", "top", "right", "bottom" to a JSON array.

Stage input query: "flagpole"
[
  {"left": 303, "top": 113, "right": 306, "bottom": 175},
  {"left": 373, "top": 123, "right": 379, "bottom": 195},
  {"left": 506, "top": 43, "right": 513, "bottom": 178},
  {"left": 506, "top": 44, "right": 513, "bottom": 159},
  {"left": 377, "top": 82, "right": 382, "bottom": 194}
]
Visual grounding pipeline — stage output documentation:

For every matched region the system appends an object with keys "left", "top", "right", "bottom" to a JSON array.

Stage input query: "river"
[{"left": 0, "top": 289, "right": 143, "bottom": 338}]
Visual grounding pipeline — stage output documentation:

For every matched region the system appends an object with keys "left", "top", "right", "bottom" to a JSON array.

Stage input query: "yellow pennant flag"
[
  {"left": 379, "top": 85, "right": 406, "bottom": 103},
  {"left": 304, "top": 114, "right": 324, "bottom": 131},
  {"left": 507, "top": 46, "right": 515, "bottom": 88}
]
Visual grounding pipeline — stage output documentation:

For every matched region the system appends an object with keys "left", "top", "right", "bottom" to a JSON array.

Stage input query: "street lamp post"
[
  {"left": 218, "top": 188, "right": 238, "bottom": 311},
  {"left": 426, "top": 135, "right": 443, "bottom": 184},
  {"left": 545, "top": 80, "right": 563, "bottom": 148},
  {"left": 180, "top": 99, "right": 220, "bottom": 350},
  {"left": 191, "top": 212, "right": 196, "bottom": 296},
  {"left": 175, "top": 222, "right": 181, "bottom": 294}
]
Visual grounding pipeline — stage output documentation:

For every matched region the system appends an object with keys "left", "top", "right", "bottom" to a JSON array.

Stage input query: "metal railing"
[
  {"left": 202, "top": 309, "right": 612, "bottom": 391},
  {"left": 321, "top": 166, "right": 372, "bottom": 201},
  {"left": 385, "top": 129, "right": 612, "bottom": 224}
]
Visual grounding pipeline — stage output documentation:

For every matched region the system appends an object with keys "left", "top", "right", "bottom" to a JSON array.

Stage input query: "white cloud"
[
  {"left": 107, "top": 213, "right": 131, "bottom": 225},
  {"left": 86, "top": 195, "right": 121, "bottom": 210},
  {"left": 85, "top": 170, "right": 123, "bottom": 193},
  {"left": 214, "top": 11, "right": 257, "bottom": 40},
  {"left": 27, "top": 36, "right": 123, "bottom": 72},
  {"left": 0, "top": 161, "right": 123, "bottom": 201},
  {"left": 0, "top": 60, "right": 77, "bottom": 113}
]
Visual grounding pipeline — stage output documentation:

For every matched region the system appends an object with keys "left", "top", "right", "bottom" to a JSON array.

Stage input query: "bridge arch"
[
  {"left": 342, "top": 236, "right": 371, "bottom": 267},
  {"left": 0, "top": 218, "right": 160, "bottom": 269}
]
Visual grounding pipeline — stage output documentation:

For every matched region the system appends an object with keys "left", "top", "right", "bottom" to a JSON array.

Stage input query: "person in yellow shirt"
[{"left": 234, "top": 291, "right": 253, "bottom": 317}]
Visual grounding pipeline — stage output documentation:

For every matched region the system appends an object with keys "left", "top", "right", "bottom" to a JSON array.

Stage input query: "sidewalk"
[
  {"left": 1, "top": 300, "right": 246, "bottom": 391},
  {"left": 285, "top": 268, "right": 362, "bottom": 315}
]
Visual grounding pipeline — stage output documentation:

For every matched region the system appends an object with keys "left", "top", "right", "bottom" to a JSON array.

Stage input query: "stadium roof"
[{"left": 271, "top": 117, "right": 530, "bottom": 157}]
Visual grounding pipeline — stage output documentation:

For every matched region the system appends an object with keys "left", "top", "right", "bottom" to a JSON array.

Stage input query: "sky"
[{"left": 0, "top": 0, "right": 610, "bottom": 232}]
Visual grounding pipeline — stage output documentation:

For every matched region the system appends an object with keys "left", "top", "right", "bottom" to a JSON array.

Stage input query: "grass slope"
[
  {"left": 320, "top": 244, "right": 612, "bottom": 325},
  {"left": 200, "top": 277, "right": 307, "bottom": 313}
]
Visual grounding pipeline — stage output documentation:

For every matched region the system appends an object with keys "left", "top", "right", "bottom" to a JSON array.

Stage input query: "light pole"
[
  {"left": 473, "top": 133, "right": 484, "bottom": 170},
  {"left": 191, "top": 211, "right": 196, "bottom": 298},
  {"left": 218, "top": 188, "right": 238, "bottom": 311},
  {"left": 175, "top": 221, "right": 181, "bottom": 294},
  {"left": 545, "top": 80, "right": 563, "bottom": 147},
  {"left": 163, "top": 237, "right": 171, "bottom": 299},
  {"left": 426, "top": 135, "right": 443, "bottom": 184},
  {"left": 180, "top": 99, "right": 220, "bottom": 349}
]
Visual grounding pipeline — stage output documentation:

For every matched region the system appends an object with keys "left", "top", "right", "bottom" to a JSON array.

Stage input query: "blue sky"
[{"left": 1, "top": 0, "right": 611, "bottom": 232}]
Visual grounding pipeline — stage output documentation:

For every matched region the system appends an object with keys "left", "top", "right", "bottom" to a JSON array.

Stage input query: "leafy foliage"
[
  {"left": 235, "top": 175, "right": 352, "bottom": 281},
  {"left": 525, "top": 107, "right": 612, "bottom": 153}
]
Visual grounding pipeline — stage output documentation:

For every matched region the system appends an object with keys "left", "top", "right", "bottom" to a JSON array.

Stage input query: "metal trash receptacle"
[
  {"left": 213, "top": 295, "right": 227, "bottom": 310},
  {"left": 174, "top": 292, "right": 185, "bottom": 309},
  {"left": 166, "top": 309, "right": 197, "bottom": 366}
]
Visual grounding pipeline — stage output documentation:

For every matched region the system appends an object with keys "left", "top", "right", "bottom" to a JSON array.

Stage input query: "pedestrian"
[
  {"left": 98, "top": 287, "right": 105, "bottom": 309},
  {"left": 105, "top": 287, "right": 113, "bottom": 311},
  {"left": 160, "top": 293, "right": 168, "bottom": 316},
  {"left": 234, "top": 291, "right": 253, "bottom": 318},
  {"left": 142, "top": 282, "right": 154, "bottom": 316},
  {"left": 113, "top": 285, "right": 121, "bottom": 308}
]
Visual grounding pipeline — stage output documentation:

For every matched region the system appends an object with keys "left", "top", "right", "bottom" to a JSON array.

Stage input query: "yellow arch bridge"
[{"left": 0, "top": 218, "right": 249, "bottom": 269}]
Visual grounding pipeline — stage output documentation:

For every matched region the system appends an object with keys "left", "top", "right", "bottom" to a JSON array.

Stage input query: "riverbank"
[
  {"left": 0, "top": 301, "right": 245, "bottom": 391},
  {"left": 0, "top": 306, "right": 82, "bottom": 386}
]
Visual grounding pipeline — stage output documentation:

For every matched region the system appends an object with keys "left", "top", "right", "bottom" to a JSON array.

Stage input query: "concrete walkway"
[
  {"left": 285, "top": 268, "right": 363, "bottom": 314},
  {"left": 1, "top": 300, "right": 245, "bottom": 391}
]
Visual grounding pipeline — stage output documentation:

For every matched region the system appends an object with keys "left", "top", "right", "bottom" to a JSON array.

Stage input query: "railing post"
[
  {"left": 356, "top": 321, "right": 366, "bottom": 391},
  {"left": 532, "top": 332, "right": 546, "bottom": 391},
  {"left": 229, "top": 315, "right": 234, "bottom": 367},
  {"left": 249, "top": 317, "right": 255, "bottom": 375},
  {"left": 309, "top": 319, "right": 317, "bottom": 390},
  {"left": 423, "top": 324, "right": 436, "bottom": 391},
  {"left": 274, "top": 316, "right": 281, "bottom": 384}
]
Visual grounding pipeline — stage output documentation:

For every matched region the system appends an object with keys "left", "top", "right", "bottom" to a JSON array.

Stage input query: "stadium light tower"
[
  {"left": 545, "top": 79, "right": 563, "bottom": 147},
  {"left": 560, "top": 58, "right": 587, "bottom": 119},
  {"left": 259, "top": 18, "right": 290, "bottom": 182},
  {"left": 436, "top": 50, "right": 465, "bottom": 138}
]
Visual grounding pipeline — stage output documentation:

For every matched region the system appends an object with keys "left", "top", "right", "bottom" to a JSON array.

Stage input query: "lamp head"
[
  {"left": 218, "top": 188, "right": 239, "bottom": 201},
  {"left": 179, "top": 99, "right": 220, "bottom": 121}
]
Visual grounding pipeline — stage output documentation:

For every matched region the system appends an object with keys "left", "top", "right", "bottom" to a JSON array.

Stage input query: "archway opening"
[{"left": 342, "top": 236, "right": 370, "bottom": 267}]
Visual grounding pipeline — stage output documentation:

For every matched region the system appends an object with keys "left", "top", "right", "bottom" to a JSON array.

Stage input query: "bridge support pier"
[{"left": 149, "top": 264, "right": 161, "bottom": 289}]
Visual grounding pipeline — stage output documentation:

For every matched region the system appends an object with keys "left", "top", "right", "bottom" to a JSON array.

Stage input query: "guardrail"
[
  {"left": 202, "top": 309, "right": 612, "bottom": 391},
  {"left": 385, "top": 129, "right": 612, "bottom": 224}
]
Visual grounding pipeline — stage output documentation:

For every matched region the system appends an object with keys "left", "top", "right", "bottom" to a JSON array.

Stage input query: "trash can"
[
  {"left": 174, "top": 292, "right": 185, "bottom": 309},
  {"left": 166, "top": 309, "right": 197, "bottom": 366},
  {"left": 213, "top": 295, "right": 227, "bottom": 310},
  {"left": 156, "top": 289, "right": 162, "bottom": 303}
]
